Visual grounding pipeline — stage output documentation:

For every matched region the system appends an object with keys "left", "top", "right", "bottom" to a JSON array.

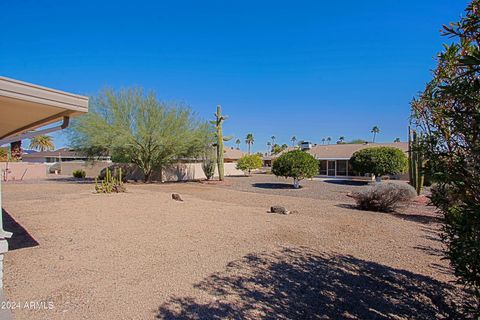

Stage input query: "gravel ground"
[{"left": 1, "top": 176, "right": 465, "bottom": 319}]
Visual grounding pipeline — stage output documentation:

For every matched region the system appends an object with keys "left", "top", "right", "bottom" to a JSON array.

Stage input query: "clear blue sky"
[{"left": 0, "top": 1, "right": 466, "bottom": 152}]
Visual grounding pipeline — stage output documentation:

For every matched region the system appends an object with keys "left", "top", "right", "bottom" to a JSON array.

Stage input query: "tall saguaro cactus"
[
  {"left": 211, "top": 105, "right": 231, "bottom": 181},
  {"left": 408, "top": 127, "right": 424, "bottom": 195}
]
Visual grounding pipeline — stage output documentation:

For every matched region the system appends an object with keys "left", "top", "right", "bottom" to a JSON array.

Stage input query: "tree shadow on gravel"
[
  {"left": 156, "top": 246, "right": 465, "bottom": 320},
  {"left": 323, "top": 179, "right": 369, "bottom": 186},
  {"left": 252, "top": 183, "right": 300, "bottom": 189},
  {"left": 335, "top": 204, "right": 441, "bottom": 225}
]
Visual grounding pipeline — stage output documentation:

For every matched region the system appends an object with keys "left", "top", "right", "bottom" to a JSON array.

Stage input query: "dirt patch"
[{"left": 0, "top": 177, "right": 466, "bottom": 319}]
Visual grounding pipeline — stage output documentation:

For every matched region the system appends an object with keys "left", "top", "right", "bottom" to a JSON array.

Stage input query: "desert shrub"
[
  {"left": 201, "top": 146, "right": 216, "bottom": 180},
  {"left": 95, "top": 168, "right": 126, "bottom": 193},
  {"left": 72, "top": 169, "right": 86, "bottom": 179},
  {"left": 236, "top": 154, "right": 263, "bottom": 175},
  {"left": 350, "top": 182, "right": 416, "bottom": 212},
  {"left": 202, "top": 159, "right": 216, "bottom": 180},
  {"left": 350, "top": 147, "right": 408, "bottom": 178},
  {"left": 410, "top": 1, "right": 480, "bottom": 315},
  {"left": 272, "top": 150, "right": 318, "bottom": 188}
]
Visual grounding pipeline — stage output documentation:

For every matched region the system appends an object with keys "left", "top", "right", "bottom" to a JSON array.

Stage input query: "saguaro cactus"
[
  {"left": 211, "top": 105, "right": 231, "bottom": 181},
  {"left": 408, "top": 127, "right": 424, "bottom": 195}
]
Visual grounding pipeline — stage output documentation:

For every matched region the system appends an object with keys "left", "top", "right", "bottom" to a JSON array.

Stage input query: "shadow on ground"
[
  {"left": 335, "top": 204, "right": 441, "bottom": 225},
  {"left": 46, "top": 177, "right": 96, "bottom": 184},
  {"left": 156, "top": 246, "right": 464, "bottom": 319},
  {"left": 2, "top": 209, "right": 38, "bottom": 250},
  {"left": 252, "top": 183, "right": 300, "bottom": 189},
  {"left": 322, "top": 179, "right": 369, "bottom": 186}
]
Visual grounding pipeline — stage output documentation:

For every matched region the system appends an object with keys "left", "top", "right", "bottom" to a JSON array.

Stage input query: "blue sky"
[{"left": 0, "top": 1, "right": 466, "bottom": 152}]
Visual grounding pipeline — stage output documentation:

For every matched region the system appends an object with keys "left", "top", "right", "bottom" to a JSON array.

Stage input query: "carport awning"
[{"left": 0, "top": 76, "right": 88, "bottom": 140}]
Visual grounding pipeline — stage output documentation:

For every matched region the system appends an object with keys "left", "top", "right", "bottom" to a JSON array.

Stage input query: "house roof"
[
  {"left": 22, "top": 148, "right": 87, "bottom": 159},
  {"left": 0, "top": 76, "right": 88, "bottom": 140},
  {"left": 308, "top": 142, "right": 408, "bottom": 159},
  {"left": 223, "top": 147, "right": 246, "bottom": 160},
  {"left": 263, "top": 143, "right": 408, "bottom": 160},
  {"left": 262, "top": 146, "right": 299, "bottom": 160}
]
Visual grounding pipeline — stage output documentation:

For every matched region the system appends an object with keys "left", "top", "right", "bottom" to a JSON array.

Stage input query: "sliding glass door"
[{"left": 327, "top": 161, "right": 336, "bottom": 176}]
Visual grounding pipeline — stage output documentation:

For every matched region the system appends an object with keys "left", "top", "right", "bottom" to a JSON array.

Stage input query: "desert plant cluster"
[
  {"left": 95, "top": 168, "right": 126, "bottom": 193},
  {"left": 349, "top": 183, "right": 416, "bottom": 212},
  {"left": 411, "top": 0, "right": 480, "bottom": 315}
]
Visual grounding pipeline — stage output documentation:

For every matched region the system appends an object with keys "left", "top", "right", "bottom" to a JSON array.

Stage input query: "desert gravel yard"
[{"left": 1, "top": 175, "right": 466, "bottom": 319}]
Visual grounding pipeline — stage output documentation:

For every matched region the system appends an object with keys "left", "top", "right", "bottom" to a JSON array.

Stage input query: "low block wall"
[
  {"left": 60, "top": 161, "right": 112, "bottom": 178},
  {"left": 0, "top": 162, "right": 47, "bottom": 181},
  {"left": 102, "top": 162, "right": 244, "bottom": 182},
  {"left": 163, "top": 162, "right": 244, "bottom": 181}
]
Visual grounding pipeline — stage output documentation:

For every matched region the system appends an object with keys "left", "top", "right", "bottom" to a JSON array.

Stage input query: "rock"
[
  {"left": 270, "top": 206, "right": 289, "bottom": 214},
  {"left": 172, "top": 193, "right": 183, "bottom": 201}
]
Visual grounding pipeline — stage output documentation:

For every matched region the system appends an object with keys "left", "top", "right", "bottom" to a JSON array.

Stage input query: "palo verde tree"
[
  {"left": 411, "top": 1, "right": 480, "bottom": 315},
  {"left": 272, "top": 150, "right": 318, "bottom": 188},
  {"left": 350, "top": 147, "right": 408, "bottom": 181},
  {"left": 69, "top": 88, "right": 209, "bottom": 182}
]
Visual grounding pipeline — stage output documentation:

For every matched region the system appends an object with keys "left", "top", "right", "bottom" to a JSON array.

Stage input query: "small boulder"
[
  {"left": 172, "top": 193, "right": 183, "bottom": 201},
  {"left": 270, "top": 206, "right": 289, "bottom": 215}
]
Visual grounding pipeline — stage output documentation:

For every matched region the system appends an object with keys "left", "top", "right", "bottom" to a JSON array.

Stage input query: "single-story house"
[
  {"left": 263, "top": 142, "right": 408, "bottom": 178},
  {"left": 223, "top": 147, "right": 246, "bottom": 163},
  {"left": 308, "top": 142, "right": 408, "bottom": 177},
  {"left": 22, "top": 148, "right": 111, "bottom": 164},
  {"left": 262, "top": 147, "right": 297, "bottom": 167}
]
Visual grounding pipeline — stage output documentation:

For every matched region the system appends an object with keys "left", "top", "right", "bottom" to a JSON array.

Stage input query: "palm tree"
[
  {"left": 327, "top": 137, "right": 332, "bottom": 145},
  {"left": 271, "top": 135, "right": 276, "bottom": 146},
  {"left": 338, "top": 136, "right": 345, "bottom": 144},
  {"left": 371, "top": 126, "right": 380, "bottom": 142},
  {"left": 29, "top": 135, "right": 55, "bottom": 152},
  {"left": 394, "top": 138, "right": 400, "bottom": 143},
  {"left": 235, "top": 138, "right": 241, "bottom": 150},
  {"left": 322, "top": 138, "right": 326, "bottom": 145},
  {"left": 266, "top": 141, "right": 271, "bottom": 155},
  {"left": 245, "top": 133, "right": 254, "bottom": 154},
  {"left": 291, "top": 136, "right": 297, "bottom": 147}
]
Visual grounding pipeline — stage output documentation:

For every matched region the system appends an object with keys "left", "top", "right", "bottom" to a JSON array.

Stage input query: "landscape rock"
[
  {"left": 270, "top": 206, "right": 290, "bottom": 215},
  {"left": 172, "top": 193, "right": 183, "bottom": 201}
]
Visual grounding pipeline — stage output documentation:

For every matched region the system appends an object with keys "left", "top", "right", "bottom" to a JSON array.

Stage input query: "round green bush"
[
  {"left": 272, "top": 150, "right": 318, "bottom": 187},
  {"left": 236, "top": 154, "right": 263, "bottom": 175},
  {"left": 72, "top": 169, "right": 86, "bottom": 179},
  {"left": 350, "top": 147, "right": 407, "bottom": 177}
]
